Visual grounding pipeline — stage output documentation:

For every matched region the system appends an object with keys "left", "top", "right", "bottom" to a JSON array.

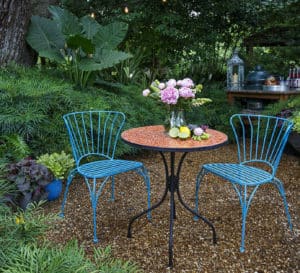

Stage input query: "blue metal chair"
[
  {"left": 60, "top": 110, "right": 151, "bottom": 243},
  {"left": 194, "top": 114, "right": 294, "bottom": 252}
]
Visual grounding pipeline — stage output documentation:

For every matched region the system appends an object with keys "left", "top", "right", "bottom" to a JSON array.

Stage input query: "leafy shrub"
[
  {"left": 37, "top": 151, "right": 75, "bottom": 179},
  {"left": 290, "top": 111, "right": 300, "bottom": 133},
  {"left": 0, "top": 134, "right": 30, "bottom": 162},
  {"left": 0, "top": 174, "right": 140, "bottom": 272},
  {"left": 0, "top": 241, "right": 140, "bottom": 273},
  {"left": 262, "top": 95, "right": 300, "bottom": 133},
  {"left": 0, "top": 65, "right": 109, "bottom": 156},
  {"left": 6, "top": 158, "right": 54, "bottom": 209}
]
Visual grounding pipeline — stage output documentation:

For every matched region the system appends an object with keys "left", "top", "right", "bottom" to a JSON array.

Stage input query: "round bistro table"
[{"left": 121, "top": 125, "right": 228, "bottom": 268}]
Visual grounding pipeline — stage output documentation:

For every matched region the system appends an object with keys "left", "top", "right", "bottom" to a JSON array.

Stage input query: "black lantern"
[{"left": 227, "top": 49, "right": 244, "bottom": 90}]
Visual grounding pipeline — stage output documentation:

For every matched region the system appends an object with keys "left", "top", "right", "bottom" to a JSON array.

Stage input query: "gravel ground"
[{"left": 43, "top": 144, "right": 300, "bottom": 272}]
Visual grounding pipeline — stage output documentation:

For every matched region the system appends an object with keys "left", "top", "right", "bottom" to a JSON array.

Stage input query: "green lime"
[
  {"left": 200, "top": 133, "right": 210, "bottom": 140},
  {"left": 168, "top": 127, "right": 179, "bottom": 138},
  {"left": 178, "top": 131, "right": 190, "bottom": 139}
]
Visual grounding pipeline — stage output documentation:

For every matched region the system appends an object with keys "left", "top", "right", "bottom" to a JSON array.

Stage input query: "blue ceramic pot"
[{"left": 45, "top": 179, "right": 62, "bottom": 201}]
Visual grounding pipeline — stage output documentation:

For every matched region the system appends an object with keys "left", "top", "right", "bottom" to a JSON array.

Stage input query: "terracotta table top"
[{"left": 121, "top": 125, "right": 228, "bottom": 152}]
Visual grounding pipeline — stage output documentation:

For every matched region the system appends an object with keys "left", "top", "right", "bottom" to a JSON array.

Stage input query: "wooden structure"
[{"left": 226, "top": 89, "right": 300, "bottom": 105}]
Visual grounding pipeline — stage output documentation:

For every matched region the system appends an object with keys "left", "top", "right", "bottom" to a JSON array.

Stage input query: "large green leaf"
[
  {"left": 48, "top": 5, "right": 82, "bottom": 36},
  {"left": 66, "top": 35, "right": 95, "bottom": 54},
  {"left": 93, "top": 22, "right": 128, "bottom": 50},
  {"left": 80, "top": 16, "right": 101, "bottom": 40},
  {"left": 26, "top": 16, "right": 65, "bottom": 52},
  {"left": 79, "top": 49, "right": 132, "bottom": 71},
  {"left": 38, "top": 49, "right": 65, "bottom": 63}
]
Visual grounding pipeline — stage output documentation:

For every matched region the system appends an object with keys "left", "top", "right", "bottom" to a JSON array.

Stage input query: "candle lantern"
[{"left": 227, "top": 49, "right": 244, "bottom": 90}]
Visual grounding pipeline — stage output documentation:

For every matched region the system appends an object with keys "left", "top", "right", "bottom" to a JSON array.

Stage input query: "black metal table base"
[{"left": 127, "top": 151, "right": 217, "bottom": 268}]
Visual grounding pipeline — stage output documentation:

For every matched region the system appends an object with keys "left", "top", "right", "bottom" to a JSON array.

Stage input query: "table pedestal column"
[{"left": 127, "top": 151, "right": 217, "bottom": 268}]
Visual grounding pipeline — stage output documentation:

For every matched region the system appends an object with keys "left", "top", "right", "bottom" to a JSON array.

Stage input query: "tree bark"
[
  {"left": 0, "top": 0, "right": 34, "bottom": 65},
  {"left": 0, "top": 0, "right": 59, "bottom": 66}
]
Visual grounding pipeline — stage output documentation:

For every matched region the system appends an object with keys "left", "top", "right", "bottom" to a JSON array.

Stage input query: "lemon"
[
  {"left": 179, "top": 126, "right": 191, "bottom": 137},
  {"left": 168, "top": 127, "right": 179, "bottom": 138},
  {"left": 178, "top": 132, "right": 190, "bottom": 139}
]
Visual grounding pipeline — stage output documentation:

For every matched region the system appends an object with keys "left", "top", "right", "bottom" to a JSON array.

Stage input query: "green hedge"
[{"left": 0, "top": 65, "right": 165, "bottom": 157}]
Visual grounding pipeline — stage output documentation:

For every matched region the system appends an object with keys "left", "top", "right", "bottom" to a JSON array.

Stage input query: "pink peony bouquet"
[{"left": 142, "top": 78, "right": 211, "bottom": 111}]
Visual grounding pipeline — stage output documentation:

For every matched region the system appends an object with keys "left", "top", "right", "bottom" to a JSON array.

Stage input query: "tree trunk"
[
  {"left": 0, "top": 0, "right": 59, "bottom": 66},
  {"left": 0, "top": 0, "right": 35, "bottom": 66}
]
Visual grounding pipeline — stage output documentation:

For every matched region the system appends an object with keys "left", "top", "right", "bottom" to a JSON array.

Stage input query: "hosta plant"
[
  {"left": 37, "top": 151, "right": 75, "bottom": 180},
  {"left": 6, "top": 158, "right": 54, "bottom": 210}
]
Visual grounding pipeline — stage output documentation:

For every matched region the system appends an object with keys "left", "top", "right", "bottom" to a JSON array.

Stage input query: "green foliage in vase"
[
  {"left": 37, "top": 151, "right": 75, "bottom": 179},
  {"left": 26, "top": 6, "right": 132, "bottom": 89}
]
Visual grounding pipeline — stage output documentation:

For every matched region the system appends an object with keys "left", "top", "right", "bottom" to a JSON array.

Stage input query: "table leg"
[
  {"left": 127, "top": 151, "right": 170, "bottom": 238},
  {"left": 167, "top": 152, "right": 216, "bottom": 267},
  {"left": 127, "top": 151, "right": 217, "bottom": 268}
]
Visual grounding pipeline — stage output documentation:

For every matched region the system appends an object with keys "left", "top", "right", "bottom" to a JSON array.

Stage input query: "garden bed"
[{"left": 43, "top": 144, "right": 299, "bottom": 272}]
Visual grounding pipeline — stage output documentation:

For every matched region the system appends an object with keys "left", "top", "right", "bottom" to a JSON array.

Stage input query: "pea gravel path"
[{"left": 43, "top": 144, "right": 300, "bottom": 272}]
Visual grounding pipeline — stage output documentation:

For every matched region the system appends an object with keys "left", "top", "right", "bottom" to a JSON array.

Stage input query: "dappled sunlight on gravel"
[{"left": 43, "top": 144, "right": 299, "bottom": 272}]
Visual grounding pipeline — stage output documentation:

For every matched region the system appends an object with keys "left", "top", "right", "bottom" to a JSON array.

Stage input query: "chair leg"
[
  {"left": 92, "top": 196, "right": 99, "bottom": 243},
  {"left": 110, "top": 176, "right": 115, "bottom": 201},
  {"left": 60, "top": 169, "right": 77, "bottom": 218},
  {"left": 194, "top": 168, "right": 207, "bottom": 221},
  {"left": 273, "top": 178, "right": 293, "bottom": 231},
  {"left": 83, "top": 176, "right": 111, "bottom": 243},
  {"left": 232, "top": 184, "right": 259, "bottom": 253},
  {"left": 136, "top": 167, "right": 151, "bottom": 220},
  {"left": 240, "top": 201, "right": 248, "bottom": 253}
]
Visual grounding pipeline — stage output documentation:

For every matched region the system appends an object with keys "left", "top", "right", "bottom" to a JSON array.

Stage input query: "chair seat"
[
  {"left": 78, "top": 159, "right": 143, "bottom": 179},
  {"left": 203, "top": 163, "right": 273, "bottom": 186}
]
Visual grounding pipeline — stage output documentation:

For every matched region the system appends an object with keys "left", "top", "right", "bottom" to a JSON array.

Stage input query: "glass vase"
[{"left": 170, "top": 110, "right": 186, "bottom": 128}]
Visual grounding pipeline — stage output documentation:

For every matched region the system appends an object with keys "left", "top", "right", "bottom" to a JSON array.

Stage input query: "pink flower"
[
  {"left": 166, "top": 79, "right": 177, "bottom": 87},
  {"left": 179, "top": 87, "right": 195, "bottom": 98},
  {"left": 193, "top": 127, "right": 204, "bottom": 136},
  {"left": 180, "top": 78, "right": 194, "bottom": 88},
  {"left": 142, "top": 89, "right": 151, "bottom": 96},
  {"left": 158, "top": 83, "right": 166, "bottom": 89},
  {"left": 160, "top": 86, "right": 179, "bottom": 105}
]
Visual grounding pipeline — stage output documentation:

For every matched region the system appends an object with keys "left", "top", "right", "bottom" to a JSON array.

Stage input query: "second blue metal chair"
[
  {"left": 60, "top": 110, "right": 151, "bottom": 242},
  {"left": 194, "top": 114, "right": 293, "bottom": 252}
]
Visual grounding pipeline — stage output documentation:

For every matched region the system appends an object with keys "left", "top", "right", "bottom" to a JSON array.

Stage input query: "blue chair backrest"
[
  {"left": 63, "top": 111, "right": 126, "bottom": 166},
  {"left": 230, "top": 114, "right": 293, "bottom": 175}
]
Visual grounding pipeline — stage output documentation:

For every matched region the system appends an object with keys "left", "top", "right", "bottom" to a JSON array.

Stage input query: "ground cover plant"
[{"left": 0, "top": 161, "right": 141, "bottom": 272}]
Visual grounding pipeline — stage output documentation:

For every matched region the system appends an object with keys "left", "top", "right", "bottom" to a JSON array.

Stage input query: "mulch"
[{"left": 43, "top": 144, "right": 300, "bottom": 272}]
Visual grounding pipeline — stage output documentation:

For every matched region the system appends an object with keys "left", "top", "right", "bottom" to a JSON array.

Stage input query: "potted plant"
[
  {"left": 6, "top": 157, "right": 54, "bottom": 209},
  {"left": 37, "top": 151, "right": 75, "bottom": 201}
]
